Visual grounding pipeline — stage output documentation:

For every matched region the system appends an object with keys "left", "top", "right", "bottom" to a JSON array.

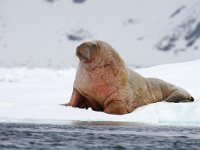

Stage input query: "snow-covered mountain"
[
  {"left": 0, "top": 0, "right": 200, "bottom": 68},
  {"left": 157, "top": 1, "right": 200, "bottom": 54}
]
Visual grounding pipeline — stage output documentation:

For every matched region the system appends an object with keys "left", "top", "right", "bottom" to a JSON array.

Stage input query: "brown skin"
[{"left": 64, "top": 40, "right": 194, "bottom": 115}]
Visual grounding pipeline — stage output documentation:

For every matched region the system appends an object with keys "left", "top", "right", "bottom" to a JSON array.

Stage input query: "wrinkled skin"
[{"left": 64, "top": 40, "right": 194, "bottom": 115}]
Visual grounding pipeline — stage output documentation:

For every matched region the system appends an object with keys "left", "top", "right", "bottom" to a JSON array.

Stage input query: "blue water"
[{"left": 0, "top": 122, "right": 200, "bottom": 150}]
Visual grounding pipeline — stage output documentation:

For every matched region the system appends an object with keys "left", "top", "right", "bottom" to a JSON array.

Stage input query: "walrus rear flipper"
[
  {"left": 164, "top": 89, "right": 194, "bottom": 103},
  {"left": 181, "top": 96, "right": 194, "bottom": 102}
]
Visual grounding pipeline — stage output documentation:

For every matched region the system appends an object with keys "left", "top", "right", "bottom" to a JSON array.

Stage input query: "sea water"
[{"left": 0, "top": 122, "right": 200, "bottom": 150}]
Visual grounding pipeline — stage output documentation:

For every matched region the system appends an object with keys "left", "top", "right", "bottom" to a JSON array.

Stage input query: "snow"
[{"left": 0, "top": 60, "right": 200, "bottom": 126}]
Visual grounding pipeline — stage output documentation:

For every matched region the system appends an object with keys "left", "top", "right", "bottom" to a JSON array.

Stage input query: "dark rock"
[
  {"left": 44, "top": 0, "right": 58, "bottom": 3},
  {"left": 157, "top": 33, "right": 179, "bottom": 51},
  {"left": 185, "top": 22, "right": 200, "bottom": 47},
  {"left": 67, "top": 34, "right": 84, "bottom": 41},
  {"left": 170, "top": 6, "right": 186, "bottom": 18},
  {"left": 66, "top": 28, "right": 92, "bottom": 41},
  {"left": 73, "top": 0, "right": 86, "bottom": 3}
]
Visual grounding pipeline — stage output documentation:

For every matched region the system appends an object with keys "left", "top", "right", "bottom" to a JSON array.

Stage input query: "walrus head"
[
  {"left": 76, "top": 40, "right": 125, "bottom": 70},
  {"left": 76, "top": 41, "right": 99, "bottom": 63}
]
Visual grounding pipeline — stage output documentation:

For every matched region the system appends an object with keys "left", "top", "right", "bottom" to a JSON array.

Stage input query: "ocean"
[{"left": 0, "top": 122, "right": 200, "bottom": 150}]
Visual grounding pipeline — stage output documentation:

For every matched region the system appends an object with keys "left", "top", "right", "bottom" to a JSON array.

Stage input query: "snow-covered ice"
[{"left": 0, "top": 60, "right": 200, "bottom": 126}]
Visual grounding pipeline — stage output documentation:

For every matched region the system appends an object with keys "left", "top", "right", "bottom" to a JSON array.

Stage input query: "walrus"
[{"left": 64, "top": 40, "right": 194, "bottom": 115}]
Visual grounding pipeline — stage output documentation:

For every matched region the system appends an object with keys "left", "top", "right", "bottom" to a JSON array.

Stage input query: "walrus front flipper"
[
  {"left": 164, "top": 89, "right": 194, "bottom": 103},
  {"left": 64, "top": 88, "right": 89, "bottom": 109}
]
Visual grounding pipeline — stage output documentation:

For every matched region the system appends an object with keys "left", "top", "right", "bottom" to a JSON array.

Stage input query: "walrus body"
[{"left": 65, "top": 40, "right": 194, "bottom": 115}]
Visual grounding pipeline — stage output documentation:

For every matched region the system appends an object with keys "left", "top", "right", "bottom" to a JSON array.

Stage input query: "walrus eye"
[{"left": 89, "top": 43, "right": 97, "bottom": 57}]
